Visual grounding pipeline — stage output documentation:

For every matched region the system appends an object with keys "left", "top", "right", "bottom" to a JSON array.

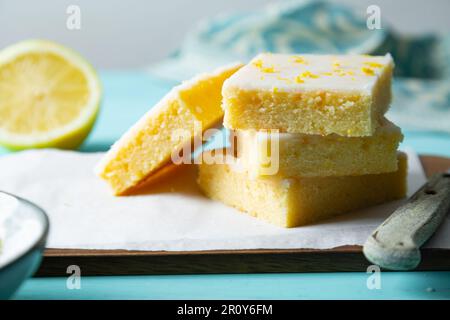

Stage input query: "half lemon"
[{"left": 0, "top": 40, "right": 101, "bottom": 150}]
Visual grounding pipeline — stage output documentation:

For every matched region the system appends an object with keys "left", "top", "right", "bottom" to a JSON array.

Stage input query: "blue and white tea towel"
[{"left": 149, "top": 0, "right": 450, "bottom": 133}]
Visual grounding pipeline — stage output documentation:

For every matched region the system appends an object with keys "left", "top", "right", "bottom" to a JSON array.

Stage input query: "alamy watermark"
[
  {"left": 66, "top": 5, "right": 81, "bottom": 30},
  {"left": 170, "top": 121, "right": 280, "bottom": 175},
  {"left": 66, "top": 265, "right": 81, "bottom": 290},
  {"left": 366, "top": 265, "right": 381, "bottom": 290},
  {"left": 366, "top": 5, "right": 381, "bottom": 30}
]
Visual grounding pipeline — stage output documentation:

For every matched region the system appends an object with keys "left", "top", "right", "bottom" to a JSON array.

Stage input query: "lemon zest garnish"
[
  {"left": 262, "top": 66, "right": 277, "bottom": 73},
  {"left": 362, "top": 67, "right": 375, "bottom": 76},
  {"left": 253, "top": 58, "right": 277, "bottom": 73},
  {"left": 276, "top": 76, "right": 292, "bottom": 84},
  {"left": 292, "top": 56, "right": 308, "bottom": 64},
  {"left": 332, "top": 61, "right": 341, "bottom": 68},
  {"left": 300, "top": 71, "right": 319, "bottom": 79},
  {"left": 294, "top": 76, "right": 304, "bottom": 83},
  {"left": 363, "top": 61, "right": 383, "bottom": 68},
  {"left": 333, "top": 68, "right": 355, "bottom": 77},
  {"left": 253, "top": 59, "right": 263, "bottom": 68}
]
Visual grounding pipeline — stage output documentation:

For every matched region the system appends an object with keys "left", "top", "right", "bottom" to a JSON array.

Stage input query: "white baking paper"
[{"left": 0, "top": 148, "right": 448, "bottom": 250}]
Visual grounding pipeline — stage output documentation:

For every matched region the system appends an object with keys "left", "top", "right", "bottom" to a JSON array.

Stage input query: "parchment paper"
[{"left": 0, "top": 149, "right": 448, "bottom": 250}]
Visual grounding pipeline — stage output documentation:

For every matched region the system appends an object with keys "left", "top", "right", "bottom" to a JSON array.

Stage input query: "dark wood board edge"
[
  {"left": 35, "top": 155, "right": 450, "bottom": 276},
  {"left": 36, "top": 247, "right": 450, "bottom": 277}
]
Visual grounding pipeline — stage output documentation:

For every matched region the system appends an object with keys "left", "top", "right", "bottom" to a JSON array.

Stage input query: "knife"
[{"left": 363, "top": 171, "right": 450, "bottom": 270}]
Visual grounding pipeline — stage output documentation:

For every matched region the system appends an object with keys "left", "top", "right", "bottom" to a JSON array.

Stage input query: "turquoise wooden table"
[{"left": 5, "top": 71, "right": 450, "bottom": 300}]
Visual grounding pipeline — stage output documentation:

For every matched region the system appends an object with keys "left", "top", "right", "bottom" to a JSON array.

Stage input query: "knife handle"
[{"left": 363, "top": 172, "right": 450, "bottom": 270}]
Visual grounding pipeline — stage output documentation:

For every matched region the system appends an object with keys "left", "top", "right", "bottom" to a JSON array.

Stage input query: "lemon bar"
[
  {"left": 197, "top": 150, "right": 407, "bottom": 227},
  {"left": 223, "top": 53, "right": 393, "bottom": 136},
  {"left": 232, "top": 118, "right": 403, "bottom": 177},
  {"left": 95, "top": 63, "right": 242, "bottom": 195}
]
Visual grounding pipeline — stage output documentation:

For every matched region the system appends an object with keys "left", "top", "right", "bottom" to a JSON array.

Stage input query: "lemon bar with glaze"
[
  {"left": 95, "top": 63, "right": 242, "bottom": 195},
  {"left": 197, "top": 150, "right": 407, "bottom": 227},
  {"left": 223, "top": 53, "right": 394, "bottom": 136},
  {"left": 232, "top": 118, "right": 403, "bottom": 178}
]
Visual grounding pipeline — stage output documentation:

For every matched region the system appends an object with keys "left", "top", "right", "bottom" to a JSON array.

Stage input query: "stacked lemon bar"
[{"left": 197, "top": 53, "right": 407, "bottom": 227}]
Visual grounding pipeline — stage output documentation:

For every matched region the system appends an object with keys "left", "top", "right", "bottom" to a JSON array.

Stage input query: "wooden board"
[{"left": 36, "top": 155, "right": 450, "bottom": 276}]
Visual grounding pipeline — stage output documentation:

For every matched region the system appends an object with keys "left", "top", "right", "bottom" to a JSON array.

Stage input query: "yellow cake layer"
[
  {"left": 223, "top": 53, "right": 393, "bottom": 136},
  {"left": 95, "top": 63, "right": 242, "bottom": 195},
  {"left": 197, "top": 150, "right": 407, "bottom": 227},
  {"left": 232, "top": 118, "right": 403, "bottom": 178}
]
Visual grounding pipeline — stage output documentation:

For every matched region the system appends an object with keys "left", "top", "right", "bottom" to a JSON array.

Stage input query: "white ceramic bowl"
[{"left": 0, "top": 191, "right": 49, "bottom": 299}]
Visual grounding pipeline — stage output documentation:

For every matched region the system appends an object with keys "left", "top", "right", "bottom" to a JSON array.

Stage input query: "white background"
[{"left": 0, "top": 0, "right": 449, "bottom": 68}]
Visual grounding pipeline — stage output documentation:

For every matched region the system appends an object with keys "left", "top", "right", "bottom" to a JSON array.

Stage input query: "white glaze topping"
[{"left": 223, "top": 53, "right": 393, "bottom": 94}]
